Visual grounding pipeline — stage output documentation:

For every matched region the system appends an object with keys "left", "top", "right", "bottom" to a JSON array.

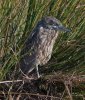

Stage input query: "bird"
[{"left": 20, "top": 16, "right": 70, "bottom": 78}]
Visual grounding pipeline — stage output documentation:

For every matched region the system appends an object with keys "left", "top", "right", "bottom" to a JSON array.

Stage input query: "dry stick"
[
  {"left": 0, "top": 77, "right": 34, "bottom": 84},
  {"left": 0, "top": 80, "right": 23, "bottom": 84},
  {"left": 0, "top": 75, "right": 85, "bottom": 84},
  {"left": 45, "top": 75, "right": 85, "bottom": 84},
  {"left": 0, "top": 92, "right": 60, "bottom": 99},
  {"left": 64, "top": 81, "right": 73, "bottom": 100}
]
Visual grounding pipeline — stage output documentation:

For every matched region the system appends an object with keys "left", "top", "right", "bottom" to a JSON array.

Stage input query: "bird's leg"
[{"left": 35, "top": 65, "right": 40, "bottom": 78}]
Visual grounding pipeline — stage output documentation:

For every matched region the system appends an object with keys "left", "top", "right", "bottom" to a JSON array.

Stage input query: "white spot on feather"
[{"left": 40, "top": 26, "right": 43, "bottom": 32}]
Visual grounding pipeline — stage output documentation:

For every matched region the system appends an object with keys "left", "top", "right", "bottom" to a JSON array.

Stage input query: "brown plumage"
[{"left": 20, "top": 16, "right": 70, "bottom": 78}]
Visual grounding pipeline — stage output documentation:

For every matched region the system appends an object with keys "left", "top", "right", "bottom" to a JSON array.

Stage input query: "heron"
[{"left": 20, "top": 16, "right": 70, "bottom": 78}]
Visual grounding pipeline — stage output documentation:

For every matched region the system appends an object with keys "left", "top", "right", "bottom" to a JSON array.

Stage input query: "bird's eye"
[
  {"left": 55, "top": 23, "right": 58, "bottom": 26},
  {"left": 48, "top": 20, "right": 54, "bottom": 25}
]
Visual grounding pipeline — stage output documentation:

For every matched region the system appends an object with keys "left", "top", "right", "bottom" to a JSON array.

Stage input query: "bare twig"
[
  {"left": 0, "top": 74, "right": 85, "bottom": 84},
  {"left": 64, "top": 81, "right": 73, "bottom": 100},
  {"left": 0, "top": 77, "right": 34, "bottom": 84},
  {"left": 0, "top": 92, "right": 60, "bottom": 99},
  {"left": 0, "top": 80, "right": 23, "bottom": 84}
]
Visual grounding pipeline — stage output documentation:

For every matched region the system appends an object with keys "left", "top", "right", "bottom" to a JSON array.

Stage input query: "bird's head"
[{"left": 39, "top": 16, "right": 70, "bottom": 32}]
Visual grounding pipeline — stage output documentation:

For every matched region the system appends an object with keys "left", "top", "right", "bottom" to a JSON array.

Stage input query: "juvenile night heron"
[{"left": 20, "top": 16, "right": 70, "bottom": 78}]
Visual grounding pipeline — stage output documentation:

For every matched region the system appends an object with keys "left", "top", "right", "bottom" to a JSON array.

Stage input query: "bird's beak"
[
  {"left": 58, "top": 26, "right": 71, "bottom": 32},
  {"left": 52, "top": 25, "right": 71, "bottom": 32}
]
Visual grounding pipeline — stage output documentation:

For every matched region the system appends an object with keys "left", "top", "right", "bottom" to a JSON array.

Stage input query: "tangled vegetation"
[{"left": 0, "top": 0, "right": 85, "bottom": 99}]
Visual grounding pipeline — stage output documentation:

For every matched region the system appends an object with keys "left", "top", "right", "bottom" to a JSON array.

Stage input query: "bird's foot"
[{"left": 37, "top": 74, "right": 42, "bottom": 79}]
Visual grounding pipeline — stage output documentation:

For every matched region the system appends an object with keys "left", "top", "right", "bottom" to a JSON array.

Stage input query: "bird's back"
[{"left": 20, "top": 28, "right": 39, "bottom": 74}]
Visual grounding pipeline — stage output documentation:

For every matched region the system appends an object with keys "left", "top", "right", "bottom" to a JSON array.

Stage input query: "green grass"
[
  {"left": 0, "top": 0, "right": 85, "bottom": 78},
  {"left": 0, "top": 0, "right": 85, "bottom": 99}
]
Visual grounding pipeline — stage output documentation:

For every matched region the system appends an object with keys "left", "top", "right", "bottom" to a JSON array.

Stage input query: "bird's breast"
[{"left": 36, "top": 30, "right": 59, "bottom": 65}]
